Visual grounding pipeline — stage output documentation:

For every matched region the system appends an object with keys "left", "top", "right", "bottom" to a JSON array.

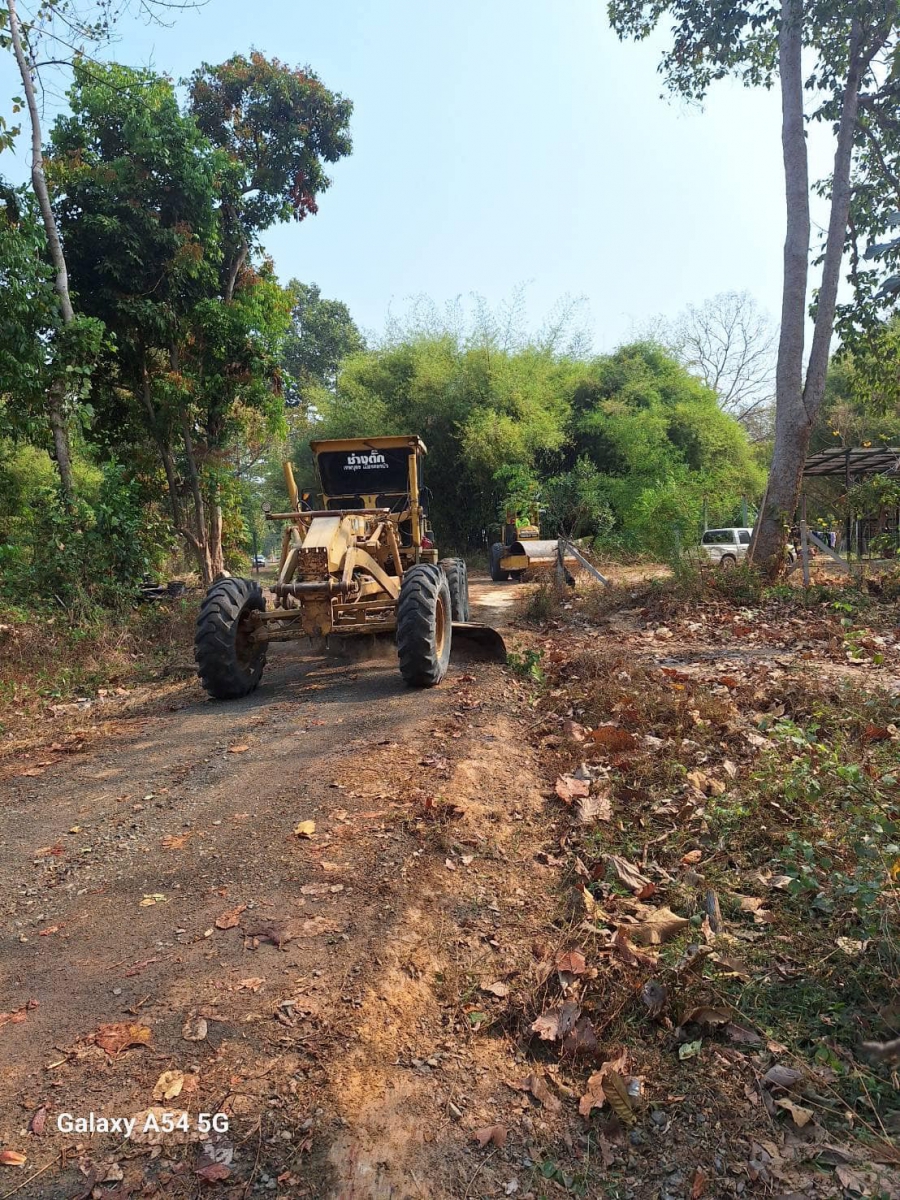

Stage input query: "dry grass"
[
  {"left": 527, "top": 625, "right": 900, "bottom": 1157},
  {"left": 0, "top": 596, "right": 198, "bottom": 755}
]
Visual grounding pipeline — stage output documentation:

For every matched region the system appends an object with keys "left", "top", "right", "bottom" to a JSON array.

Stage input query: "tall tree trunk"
[
  {"left": 7, "top": 0, "right": 77, "bottom": 500},
  {"left": 47, "top": 379, "right": 76, "bottom": 500},
  {"left": 224, "top": 238, "right": 248, "bottom": 304},
  {"left": 209, "top": 504, "right": 225, "bottom": 578},
  {"left": 141, "top": 361, "right": 183, "bottom": 529},
  {"left": 751, "top": 0, "right": 809, "bottom": 574},
  {"left": 181, "top": 413, "right": 214, "bottom": 585},
  {"left": 753, "top": 11, "right": 876, "bottom": 574}
]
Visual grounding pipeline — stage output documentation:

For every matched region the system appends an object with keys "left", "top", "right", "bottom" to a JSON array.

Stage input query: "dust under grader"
[{"left": 194, "top": 436, "right": 505, "bottom": 700}]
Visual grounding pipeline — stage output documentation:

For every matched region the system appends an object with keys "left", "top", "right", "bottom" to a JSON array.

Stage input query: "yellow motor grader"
[{"left": 194, "top": 436, "right": 505, "bottom": 700}]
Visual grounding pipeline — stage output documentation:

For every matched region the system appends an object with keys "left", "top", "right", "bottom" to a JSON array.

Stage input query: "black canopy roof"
[{"left": 803, "top": 447, "right": 900, "bottom": 478}]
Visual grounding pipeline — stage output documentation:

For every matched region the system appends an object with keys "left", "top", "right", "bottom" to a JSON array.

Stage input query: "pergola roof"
[{"left": 803, "top": 446, "right": 900, "bottom": 477}]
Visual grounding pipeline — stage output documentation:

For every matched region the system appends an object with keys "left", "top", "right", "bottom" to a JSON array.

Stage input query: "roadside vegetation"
[{"left": 492, "top": 571, "right": 900, "bottom": 1196}]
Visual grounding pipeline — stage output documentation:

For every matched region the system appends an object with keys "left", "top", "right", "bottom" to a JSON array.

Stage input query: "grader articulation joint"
[{"left": 194, "top": 435, "right": 505, "bottom": 700}]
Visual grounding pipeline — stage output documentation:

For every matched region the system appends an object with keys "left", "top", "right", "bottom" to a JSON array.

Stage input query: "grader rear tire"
[
  {"left": 440, "top": 557, "right": 470, "bottom": 622},
  {"left": 195, "top": 577, "right": 267, "bottom": 700},
  {"left": 397, "top": 564, "right": 452, "bottom": 687}
]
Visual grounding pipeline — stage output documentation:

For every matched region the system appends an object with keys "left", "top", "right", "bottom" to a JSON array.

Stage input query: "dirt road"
[{"left": 1, "top": 580, "right": 554, "bottom": 1199}]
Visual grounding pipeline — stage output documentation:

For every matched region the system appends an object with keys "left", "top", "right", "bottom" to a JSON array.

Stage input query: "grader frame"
[{"left": 194, "top": 435, "right": 503, "bottom": 700}]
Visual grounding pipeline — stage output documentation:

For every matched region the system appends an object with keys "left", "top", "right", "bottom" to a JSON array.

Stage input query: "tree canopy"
[{"left": 300, "top": 327, "right": 763, "bottom": 554}]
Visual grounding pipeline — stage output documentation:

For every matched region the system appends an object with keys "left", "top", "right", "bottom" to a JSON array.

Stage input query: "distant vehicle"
[
  {"left": 699, "top": 527, "right": 796, "bottom": 567},
  {"left": 699, "top": 527, "right": 752, "bottom": 567},
  {"left": 252, "top": 554, "right": 267, "bottom": 568}
]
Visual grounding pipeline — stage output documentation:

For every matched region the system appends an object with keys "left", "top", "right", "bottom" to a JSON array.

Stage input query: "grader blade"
[{"left": 450, "top": 622, "right": 507, "bottom": 661}]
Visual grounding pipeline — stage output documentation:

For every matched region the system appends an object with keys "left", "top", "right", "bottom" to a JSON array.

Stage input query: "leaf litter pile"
[{"left": 505, "top": 574, "right": 900, "bottom": 1198}]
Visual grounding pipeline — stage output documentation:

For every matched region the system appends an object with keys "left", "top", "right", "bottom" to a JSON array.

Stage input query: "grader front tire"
[
  {"left": 195, "top": 577, "right": 267, "bottom": 700},
  {"left": 397, "top": 564, "right": 452, "bottom": 688},
  {"left": 439, "top": 557, "right": 470, "bottom": 622}
]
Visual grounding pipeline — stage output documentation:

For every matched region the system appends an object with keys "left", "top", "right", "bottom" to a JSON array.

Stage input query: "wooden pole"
[{"left": 800, "top": 493, "right": 811, "bottom": 586}]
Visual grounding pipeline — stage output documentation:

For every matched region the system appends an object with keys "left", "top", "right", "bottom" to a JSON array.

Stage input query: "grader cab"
[{"left": 194, "top": 436, "right": 504, "bottom": 700}]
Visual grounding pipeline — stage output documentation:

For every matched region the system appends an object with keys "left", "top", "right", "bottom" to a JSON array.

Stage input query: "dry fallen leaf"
[
  {"left": 556, "top": 774, "right": 591, "bottom": 805},
  {"left": 139, "top": 893, "right": 167, "bottom": 907},
  {"left": 775, "top": 1098, "right": 814, "bottom": 1127},
  {"left": 836, "top": 1165, "right": 871, "bottom": 1192},
  {"left": 602, "top": 1069, "right": 636, "bottom": 1125},
  {"left": 481, "top": 981, "right": 510, "bottom": 998},
  {"left": 93, "top": 1022, "right": 151, "bottom": 1055},
  {"left": 215, "top": 904, "right": 247, "bottom": 930},
  {"left": 473, "top": 1125, "right": 507, "bottom": 1148},
  {"left": 628, "top": 906, "right": 690, "bottom": 946},
  {"left": 161, "top": 833, "right": 191, "bottom": 850},
  {"left": 589, "top": 725, "right": 637, "bottom": 752},
  {"left": 556, "top": 949, "right": 587, "bottom": 982},
  {"left": 606, "top": 854, "right": 652, "bottom": 894},
  {"left": 237, "top": 977, "right": 265, "bottom": 993},
  {"left": 686, "top": 769, "right": 709, "bottom": 794},
  {"left": 181, "top": 1016, "right": 208, "bottom": 1042},
  {"left": 28, "top": 1106, "right": 47, "bottom": 1136},
  {"left": 152, "top": 1069, "right": 185, "bottom": 1102},
  {"left": 764, "top": 1065, "right": 802, "bottom": 1089},
  {"left": 690, "top": 1167, "right": 708, "bottom": 1199},
  {"left": 527, "top": 1071, "right": 562, "bottom": 1113},
  {"left": 245, "top": 921, "right": 296, "bottom": 948},
  {"left": 579, "top": 1048, "right": 630, "bottom": 1118},
  {"left": 0, "top": 1150, "right": 26, "bottom": 1167},
  {"left": 579, "top": 884, "right": 606, "bottom": 921},
  {"left": 611, "top": 930, "right": 659, "bottom": 968},
  {"left": 294, "top": 820, "right": 316, "bottom": 839},
  {"left": 561, "top": 1015, "right": 600, "bottom": 1058},
  {"left": 196, "top": 1162, "right": 231, "bottom": 1182},
  {"left": 575, "top": 789, "right": 612, "bottom": 824},
  {"left": 725, "top": 1023, "right": 762, "bottom": 1045},
  {"left": 641, "top": 979, "right": 668, "bottom": 1019},
  {"left": 680, "top": 1005, "right": 732, "bottom": 1029},
  {"left": 531, "top": 1001, "right": 581, "bottom": 1042}
]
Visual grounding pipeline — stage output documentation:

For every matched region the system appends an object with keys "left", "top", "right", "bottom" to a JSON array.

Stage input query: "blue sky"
[{"left": 0, "top": 0, "right": 837, "bottom": 350}]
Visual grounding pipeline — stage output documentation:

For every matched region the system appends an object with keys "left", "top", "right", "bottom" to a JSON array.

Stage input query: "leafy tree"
[
  {"left": 0, "top": 183, "right": 58, "bottom": 443},
  {"left": 49, "top": 55, "right": 347, "bottom": 582},
  {"left": 313, "top": 333, "right": 574, "bottom": 548},
  {"left": 0, "top": 181, "right": 104, "bottom": 460},
  {"left": 609, "top": 0, "right": 900, "bottom": 573},
  {"left": 281, "top": 280, "right": 365, "bottom": 408},
  {"left": 543, "top": 457, "right": 615, "bottom": 540},
  {"left": 308, "top": 326, "right": 760, "bottom": 557},
  {"left": 568, "top": 343, "right": 764, "bottom": 555},
  {"left": 49, "top": 60, "right": 226, "bottom": 578},
  {"left": 188, "top": 53, "right": 352, "bottom": 301},
  {"left": 2, "top": 0, "right": 206, "bottom": 497}
]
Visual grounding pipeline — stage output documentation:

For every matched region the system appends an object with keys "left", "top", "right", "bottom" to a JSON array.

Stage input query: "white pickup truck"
[
  {"left": 699, "top": 527, "right": 753, "bottom": 567},
  {"left": 699, "top": 527, "right": 797, "bottom": 567}
]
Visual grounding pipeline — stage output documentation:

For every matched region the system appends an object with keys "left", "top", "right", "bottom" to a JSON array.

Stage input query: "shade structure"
[{"left": 803, "top": 447, "right": 900, "bottom": 478}]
